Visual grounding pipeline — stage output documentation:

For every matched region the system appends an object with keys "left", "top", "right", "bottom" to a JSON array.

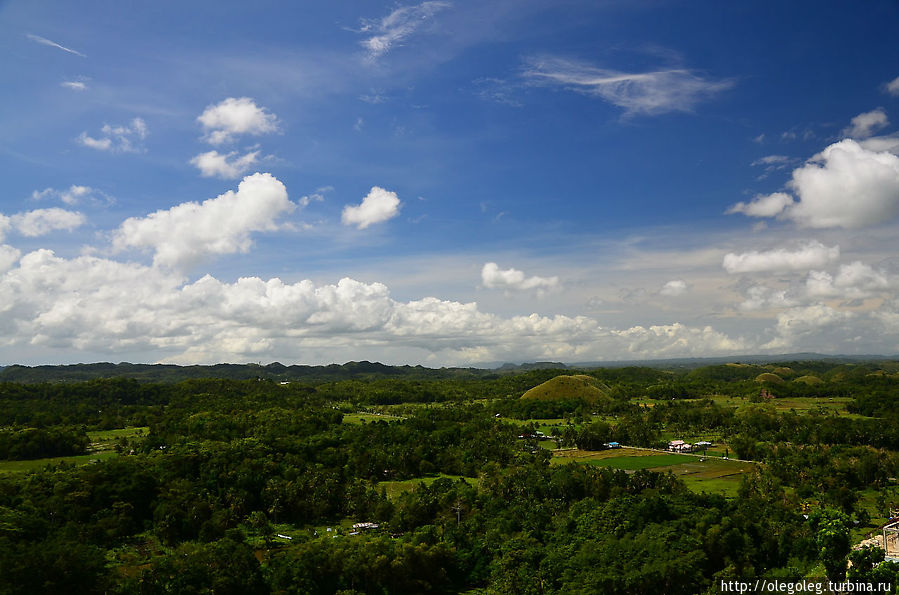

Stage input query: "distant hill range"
[
  {"left": 0, "top": 353, "right": 895, "bottom": 383},
  {"left": 569, "top": 353, "right": 898, "bottom": 369},
  {"left": 0, "top": 361, "right": 492, "bottom": 384}
]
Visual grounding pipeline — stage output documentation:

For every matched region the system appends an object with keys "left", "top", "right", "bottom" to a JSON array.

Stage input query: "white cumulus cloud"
[
  {"left": 481, "top": 262, "right": 560, "bottom": 295},
  {"left": 341, "top": 186, "right": 401, "bottom": 229},
  {"left": 726, "top": 192, "right": 794, "bottom": 218},
  {"left": 190, "top": 150, "right": 260, "bottom": 179},
  {"left": 737, "top": 285, "right": 797, "bottom": 312},
  {"left": 764, "top": 303, "right": 855, "bottom": 351},
  {"left": 112, "top": 173, "right": 294, "bottom": 269},
  {"left": 0, "top": 247, "right": 754, "bottom": 365},
  {"left": 197, "top": 98, "right": 279, "bottom": 145},
  {"left": 787, "top": 139, "right": 899, "bottom": 228},
  {"left": 78, "top": 118, "right": 148, "bottom": 153},
  {"left": 0, "top": 245, "right": 20, "bottom": 274},
  {"left": 722, "top": 241, "right": 840, "bottom": 274},
  {"left": 10, "top": 208, "right": 86, "bottom": 237},
  {"left": 659, "top": 279, "right": 689, "bottom": 297},
  {"left": 859, "top": 133, "right": 899, "bottom": 155},
  {"left": 886, "top": 76, "right": 899, "bottom": 97},
  {"left": 842, "top": 108, "right": 889, "bottom": 139},
  {"left": 0, "top": 216, "right": 10, "bottom": 243},
  {"left": 805, "top": 261, "right": 891, "bottom": 299},
  {"left": 523, "top": 56, "right": 733, "bottom": 116},
  {"left": 734, "top": 140, "right": 899, "bottom": 229}
]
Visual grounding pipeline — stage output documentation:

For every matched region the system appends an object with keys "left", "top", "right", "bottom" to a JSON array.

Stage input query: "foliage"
[{"left": 0, "top": 359, "right": 896, "bottom": 592}]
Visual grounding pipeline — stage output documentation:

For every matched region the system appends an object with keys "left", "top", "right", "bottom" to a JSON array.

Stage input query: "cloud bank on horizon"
[{"left": 1, "top": 0, "right": 899, "bottom": 365}]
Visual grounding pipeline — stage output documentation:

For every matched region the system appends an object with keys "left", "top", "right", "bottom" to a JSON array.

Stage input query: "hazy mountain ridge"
[{"left": 1, "top": 353, "right": 897, "bottom": 383}]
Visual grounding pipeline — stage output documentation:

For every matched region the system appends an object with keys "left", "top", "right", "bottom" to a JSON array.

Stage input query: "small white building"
[{"left": 668, "top": 440, "right": 692, "bottom": 453}]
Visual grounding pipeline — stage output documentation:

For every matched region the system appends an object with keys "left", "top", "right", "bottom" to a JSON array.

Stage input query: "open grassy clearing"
[
  {"left": 552, "top": 447, "right": 756, "bottom": 497},
  {"left": 0, "top": 450, "right": 119, "bottom": 474},
  {"left": 634, "top": 395, "right": 866, "bottom": 417},
  {"left": 0, "top": 426, "right": 148, "bottom": 474},
  {"left": 552, "top": 447, "right": 660, "bottom": 462},
  {"left": 87, "top": 426, "right": 149, "bottom": 440},
  {"left": 503, "top": 418, "right": 571, "bottom": 436},
  {"left": 586, "top": 454, "right": 695, "bottom": 469},
  {"left": 87, "top": 426, "right": 148, "bottom": 451},
  {"left": 342, "top": 412, "right": 405, "bottom": 424},
  {"left": 699, "top": 395, "right": 862, "bottom": 416},
  {"left": 379, "top": 474, "right": 478, "bottom": 500},
  {"left": 662, "top": 457, "right": 756, "bottom": 497}
]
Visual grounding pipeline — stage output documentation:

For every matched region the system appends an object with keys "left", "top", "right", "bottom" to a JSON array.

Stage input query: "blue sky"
[{"left": 2, "top": 0, "right": 899, "bottom": 366}]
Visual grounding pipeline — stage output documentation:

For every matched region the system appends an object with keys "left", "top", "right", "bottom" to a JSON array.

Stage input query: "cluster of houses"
[
  {"left": 517, "top": 430, "right": 551, "bottom": 440},
  {"left": 349, "top": 522, "right": 379, "bottom": 536},
  {"left": 668, "top": 439, "right": 713, "bottom": 453}
]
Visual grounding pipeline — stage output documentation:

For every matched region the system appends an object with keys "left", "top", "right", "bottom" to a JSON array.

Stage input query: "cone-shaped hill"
[{"left": 520, "top": 374, "right": 612, "bottom": 404}]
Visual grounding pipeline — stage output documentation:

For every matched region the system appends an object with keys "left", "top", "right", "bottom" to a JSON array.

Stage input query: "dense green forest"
[{"left": 2, "top": 360, "right": 899, "bottom": 593}]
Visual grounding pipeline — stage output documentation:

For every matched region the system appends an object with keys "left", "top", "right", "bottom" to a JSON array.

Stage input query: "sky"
[{"left": 1, "top": 0, "right": 899, "bottom": 367}]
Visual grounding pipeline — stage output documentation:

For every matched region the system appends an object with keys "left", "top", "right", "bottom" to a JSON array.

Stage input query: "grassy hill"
[{"left": 520, "top": 374, "right": 612, "bottom": 403}]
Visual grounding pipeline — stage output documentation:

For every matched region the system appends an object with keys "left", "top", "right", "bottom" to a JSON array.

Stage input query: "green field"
[
  {"left": 0, "top": 426, "right": 148, "bottom": 474},
  {"left": 0, "top": 450, "right": 119, "bottom": 474},
  {"left": 586, "top": 453, "right": 695, "bottom": 469},
  {"left": 87, "top": 426, "right": 149, "bottom": 440},
  {"left": 379, "top": 474, "right": 478, "bottom": 500},
  {"left": 553, "top": 447, "right": 755, "bottom": 497},
  {"left": 700, "top": 395, "right": 861, "bottom": 416},
  {"left": 635, "top": 395, "right": 865, "bottom": 418},
  {"left": 342, "top": 412, "right": 404, "bottom": 424},
  {"left": 87, "top": 426, "right": 149, "bottom": 450}
]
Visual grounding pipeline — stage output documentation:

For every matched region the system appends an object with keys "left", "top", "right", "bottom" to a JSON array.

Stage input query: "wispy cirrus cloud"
[
  {"left": 31, "top": 184, "right": 113, "bottom": 207},
  {"left": 358, "top": 1, "right": 451, "bottom": 62},
  {"left": 26, "top": 33, "right": 85, "bottom": 57},
  {"left": 523, "top": 55, "right": 733, "bottom": 116},
  {"left": 749, "top": 154, "right": 798, "bottom": 180},
  {"left": 61, "top": 81, "right": 87, "bottom": 91}
]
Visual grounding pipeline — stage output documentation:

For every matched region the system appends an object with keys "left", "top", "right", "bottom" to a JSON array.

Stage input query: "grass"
[
  {"left": 342, "top": 412, "right": 404, "bottom": 424},
  {"left": 585, "top": 454, "right": 695, "bottom": 469},
  {"left": 696, "top": 395, "right": 862, "bottom": 417},
  {"left": 552, "top": 447, "right": 756, "bottom": 497},
  {"left": 0, "top": 426, "right": 149, "bottom": 474},
  {"left": 379, "top": 474, "right": 478, "bottom": 500},
  {"left": 551, "top": 447, "right": 658, "bottom": 463},
  {"left": 635, "top": 394, "right": 869, "bottom": 418},
  {"left": 87, "top": 426, "right": 149, "bottom": 451},
  {"left": 87, "top": 426, "right": 149, "bottom": 440},
  {"left": 0, "top": 450, "right": 119, "bottom": 474},
  {"left": 502, "top": 418, "right": 570, "bottom": 436},
  {"left": 679, "top": 476, "right": 744, "bottom": 497},
  {"left": 520, "top": 375, "right": 611, "bottom": 403}
]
